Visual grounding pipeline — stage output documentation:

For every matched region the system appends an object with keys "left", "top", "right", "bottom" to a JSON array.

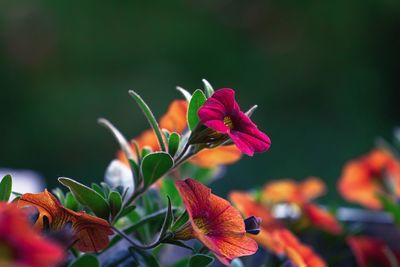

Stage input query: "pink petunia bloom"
[{"left": 198, "top": 88, "right": 271, "bottom": 156}]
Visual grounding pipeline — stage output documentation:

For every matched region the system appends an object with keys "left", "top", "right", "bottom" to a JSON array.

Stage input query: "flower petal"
[
  {"left": 175, "top": 179, "right": 211, "bottom": 220},
  {"left": 159, "top": 100, "right": 188, "bottom": 133},
  {"left": 189, "top": 145, "right": 242, "bottom": 168},
  {"left": 303, "top": 204, "right": 342, "bottom": 235}
]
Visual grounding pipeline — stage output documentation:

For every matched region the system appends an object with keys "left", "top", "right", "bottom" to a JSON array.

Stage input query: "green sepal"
[
  {"left": 65, "top": 192, "right": 79, "bottom": 211},
  {"left": 202, "top": 79, "right": 214, "bottom": 98}
]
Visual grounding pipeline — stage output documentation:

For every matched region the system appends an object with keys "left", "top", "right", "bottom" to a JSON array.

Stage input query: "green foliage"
[
  {"left": 129, "top": 248, "right": 160, "bottom": 267},
  {"left": 108, "top": 190, "right": 123, "bottom": 218},
  {"left": 187, "top": 89, "right": 207, "bottom": 130},
  {"left": 91, "top": 183, "right": 105, "bottom": 198},
  {"left": 129, "top": 90, "right": 167, "bottom": 152},
  {"left": 202, "top": 79, "right": 214, "bottom": 98},
  {"left": 0, "top": 175, "right": 12, "bottom": 202},
  {"left": 65, "top": 192, "right": 79, "bottom": 211},
  {"left": 160, "top": 178, "right": 182, "bottom": 206},
  {"left": 171, "top": 211, "right": 189, "bottom": 232},
  {"left": 168, "top": 132, "right": 180, "bottom": 157},
  {"left": 69, "top": 254, "right": 99, "bottom": 267},
  {"left": 141, "top": 152, "right": 174, "bottom": 188},
  {"left": 189, "top": 254, "right": 214, "bottom": 267},
  {"left": 378, "top": 194, "right": 400, "bottom": 225},
  {"left": 58, "top": 177, "right": 110, "bottom": 220}
]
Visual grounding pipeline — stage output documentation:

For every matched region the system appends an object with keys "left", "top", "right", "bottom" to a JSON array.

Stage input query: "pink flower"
[{"left": 198, "top": 88, "right": 271, "bottom": 156}]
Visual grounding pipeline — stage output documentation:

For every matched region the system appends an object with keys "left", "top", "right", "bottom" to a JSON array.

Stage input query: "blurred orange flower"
[
  {"left": 230, "top": 192, "right": 326, "bottom": 267},
  {"left": 174, "top": 178, "right": 257, "bottom": 265},
  {"left": 262, "top": 177, "right": 342, "bottom": 235},
  {"left": 347, "top": 236, "right": 400, "bottom": 267},
  {"left": 117, "top": 99, "right": 241, "bottom": 168},
  {"left": 338, "top": 149, "right": 400, "bottom": 209},
  {"left": 0, "top": 202, "right": 64, "bottom": 267},
  {"left": 17, "top": 190, "right": 113, "bottom": 253}
]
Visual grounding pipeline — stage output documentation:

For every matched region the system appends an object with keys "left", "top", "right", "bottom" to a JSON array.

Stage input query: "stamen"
[{"left": 223, "top": 116, "right": 234, "bottom": 129}]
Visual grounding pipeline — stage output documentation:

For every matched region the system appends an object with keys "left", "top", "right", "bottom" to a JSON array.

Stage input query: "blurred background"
[{"left": 1, "top": 0, "right": 399, "bottom": 205}]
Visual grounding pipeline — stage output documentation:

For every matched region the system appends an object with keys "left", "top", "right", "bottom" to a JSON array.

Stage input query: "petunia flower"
[
  {"left": 0, "top": 202, "right": 64, "bottom": 267},
  {"left": 173, "top": 178, "right": 258, "bottom": 265},
  {"left": 338, "top": 148, "right": 400, "bottom": 209},
  {"left": 262, "top": 177, "right": 342, "bottom": 235},
  {"left": 197, "top": 88, "right": 271, "bottom": 156},
  {"left": 117, "top": 99, "right": 242, "bottom": 168},
  {"left": 16, "top": 190, "right": 113, "bottom": 252},
  {"left": 347, "top": 236, "right": 400, "bottom": 267},
  {"left": 229, "top": 192, "right": 327, "bottom": 267}
]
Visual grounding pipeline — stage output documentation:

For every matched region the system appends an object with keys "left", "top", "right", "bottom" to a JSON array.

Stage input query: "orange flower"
[
  {"left": 174, "top": 178, "right": 257, "bottom": 265},
  {"left": 0, "top": 202, "right": 64, "bottom": 267},
  {"left": 262, "top": 177, "right": 341, "bottom": 235},
  {"left": 16, "top": 190, "right": 113, "bottom": 252},
  {"left": 338, "top": 149, "right": 400, "bottom": 209},
  {"left": 347, "top": 236, "right": 400, "bottom": 267},
  {"left": 117, "top": 100, "right": 242, "bottom": 168},
  {"left": 230, "top": 192, "right": 326, "bottom": 267}
]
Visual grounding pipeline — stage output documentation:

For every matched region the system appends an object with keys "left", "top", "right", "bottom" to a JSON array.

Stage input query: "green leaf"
[
  {"left": 52, "top": 188, "right": 65, "bottom": 204},
  {"left": 129, "top": 247, "right": 160, "bottom": 267},
  {"left": 108, "top": 191, "right": 122, "bottom": 217},
  {"left": 129, "top": 90, "right": 167, "bottom": 152},
  {"left": 141, "top": 147, "right": 152, "bottom": 158},
  {"left": 176, "top": 86, "right": 192, "bottom": 102},
  {"left": 160, "top": 178, "right": 182, "bottom": 206},
  {"left": 187, "top": 89, "right": 207, "bottom": 130},
  {"left": 91, "top": 183, "right": 105, "bottom": 198},
  {"left": 100, "top": 182, "right": 111, "bottom": 197},
  {"left": 98, "top": 118, "right": 137, "bottom": 163},
  {"left": 202, "top": 79, "right": 214, "bottom": 98},
  {"left": 171, "top": 210, "right": 189, "bottom": 232},
  {"left": 0, "top": 175, "right": 12, "bottom": 202},
  {"left": 69, "top": 254, "right": 99, "bottom": 267},
  {"left": 168, "top": 132, "right": 180, "bottom": 157},
  {"left": 189, "top": 254, "right": 214, "bottom": 267},
  {"left": 58, "top": 177, "right": 110, "bottom": 220},
  {"left": 159, "top": 197, "right": 173, "bottom": 240},
  {"left": 119, "top": 205, "right": 137, "bottom": 218},
  {"left": 141, "top": 152, "right": 174, "bottom": 188},
  {"left": 378, "top": 194, "right": 400, "bottom": 225},
  {"left": 65, "top": 192, "right": 79, "bottom": 211}
]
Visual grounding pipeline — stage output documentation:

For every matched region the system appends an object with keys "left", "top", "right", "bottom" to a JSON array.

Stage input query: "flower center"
[
  {"left": 194, "top": 218, "right": 210, "bottom": 235},
  {"left": 223, "top": 116, "right": 234, "bottom": 129}
]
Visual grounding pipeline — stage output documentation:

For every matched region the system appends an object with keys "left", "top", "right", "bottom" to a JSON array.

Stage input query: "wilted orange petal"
[
  {"left": 302, "top": 204, "right": 342, "bottom": 235},
  {"left": 17, "top": 190, "right": 112, "bottom": 253},
  {"left": 300, "top": 177, "right": 326, "bottom": 201},
  {"left": 189, "top": 145, "right": 242, "bottom": 168},
  {"left": 159, "top": 100, "right": 188, "bottom": 133}
]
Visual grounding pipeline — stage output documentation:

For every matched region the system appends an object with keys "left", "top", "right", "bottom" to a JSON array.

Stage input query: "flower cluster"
[{"left": 1, "top": 80, "right": 399, "bottom": 267}]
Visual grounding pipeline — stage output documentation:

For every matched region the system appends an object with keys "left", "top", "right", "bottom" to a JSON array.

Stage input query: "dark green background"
[{"left": 1, "top": 0, "right": 399, "bottom": 204}]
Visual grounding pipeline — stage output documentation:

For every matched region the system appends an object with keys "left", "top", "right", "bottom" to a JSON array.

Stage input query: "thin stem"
[
  {"left": 112, "top": 226, "right": 161, "bottom": 250},
  {"left": 174, "top": 142, "right": 190, "bottom": 163}
]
